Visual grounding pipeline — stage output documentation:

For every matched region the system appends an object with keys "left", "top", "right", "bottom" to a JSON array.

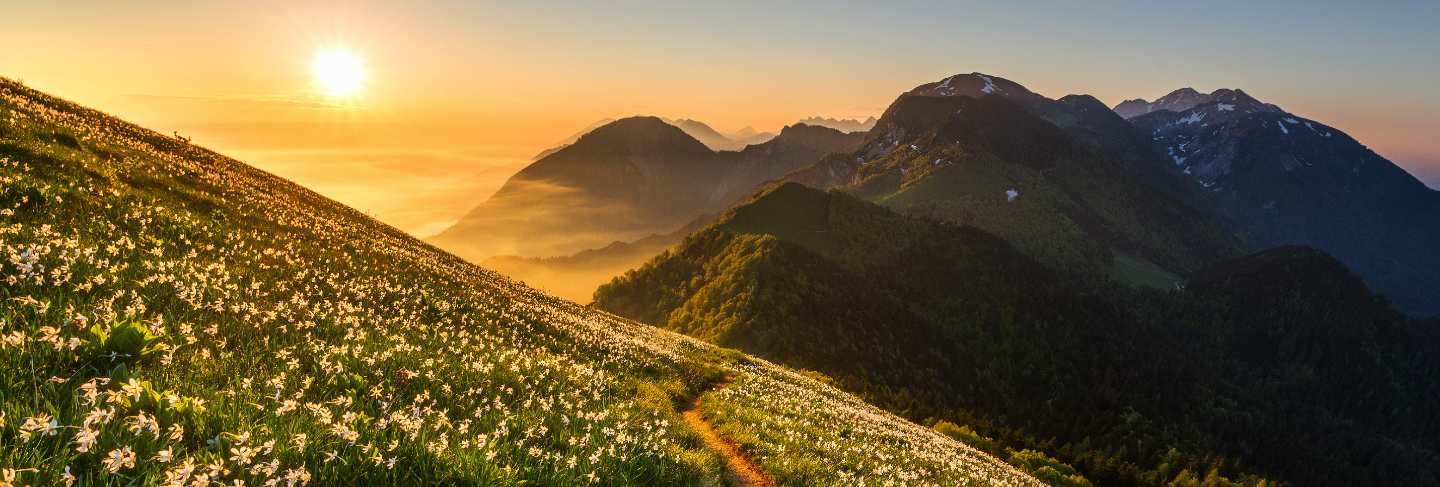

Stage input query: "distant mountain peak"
[
  {"left": 1114, "top": 87, "right": 1281, "bottom": 119},
  {"left": 534, "top": 116, "right": 780, "bottom": 159},
  {"left": 566, "top": 115, "right": 710, "bottom": 153},
  {"left": 777, "top": 122, "right": 829, "bottom": 136},
  {"left": 727, "top": 127, "right": 778, "bottom": 147},
  {"left": 596, "top": 115, "right": 676, "bottom": 131},
  {"left": 795, "top": 116, "right": 877, "bottom": 133},
  {"left": 434, "top": 109, "right": 860, "bottom": 261},
  {"left": 1057, "top": 94, "right": 1110, "bottom": 112},
  {"left": 909, "top": 72, "right": 1039, "bottom": 101},
  {"left": 1125, "top": 83, "right": 1440, "bottom": 315},
  {"left": 731, "top": 126, "right": 762, "bottom": 137},
  {"left": 660, "top": 117, "right": 762, "bottom": 151}
]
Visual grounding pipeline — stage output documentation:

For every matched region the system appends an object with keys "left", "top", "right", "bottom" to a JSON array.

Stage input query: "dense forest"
[{"left": 596, "top": 183, "right": 1440, "bottom": 486}]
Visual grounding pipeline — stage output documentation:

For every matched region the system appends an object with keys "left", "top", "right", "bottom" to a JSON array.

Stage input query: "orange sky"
[{"left": 4, "top": 1, "right": 1437, "bottom": 235}]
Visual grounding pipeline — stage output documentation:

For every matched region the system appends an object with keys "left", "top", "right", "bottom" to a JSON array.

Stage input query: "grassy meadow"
[{"left": 0, "top": 78, "right": 1038, "bottom": 486}]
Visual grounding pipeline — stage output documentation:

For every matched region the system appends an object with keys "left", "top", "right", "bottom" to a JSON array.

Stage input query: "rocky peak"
[
  {"left": 907, "top": 73, "right": 1043, "bottom": 104},
  {"left": 1115, "top": 88, "right": 1281, "bottom": 119},
  {"left": 565, "top": 116, "right": 713, "bottom": 156}
]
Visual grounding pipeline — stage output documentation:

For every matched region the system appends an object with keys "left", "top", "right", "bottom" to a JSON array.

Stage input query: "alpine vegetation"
[{"left": 0, "top": 78, "right": 1039, "bottom": 486}]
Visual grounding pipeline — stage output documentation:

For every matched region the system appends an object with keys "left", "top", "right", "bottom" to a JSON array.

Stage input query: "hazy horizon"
[{"left": 5, "top": 0, "right": 1438, "bottom": 236}]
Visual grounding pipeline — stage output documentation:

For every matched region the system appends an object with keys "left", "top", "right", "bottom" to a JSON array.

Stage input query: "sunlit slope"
[{"left": 0, "top": 78, "right": 1038, "bottom": 486}]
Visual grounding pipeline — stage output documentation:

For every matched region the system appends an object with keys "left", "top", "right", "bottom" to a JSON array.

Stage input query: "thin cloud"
[{"left": 125, "top": 93, "right": 353, "bottom": 110}]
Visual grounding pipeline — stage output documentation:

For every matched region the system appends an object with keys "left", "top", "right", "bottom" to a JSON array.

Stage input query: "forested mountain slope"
[{"left": 597, "top": 183, "right": 1440, "bottom": 486}]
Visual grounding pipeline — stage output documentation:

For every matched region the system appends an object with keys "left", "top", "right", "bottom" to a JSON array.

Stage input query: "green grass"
[
  {"left": 874, "top": 156, "right": 1112, "bottom": 276},
  {"left": 0, "top": 78, "right": 1040, "bottom": 486}
]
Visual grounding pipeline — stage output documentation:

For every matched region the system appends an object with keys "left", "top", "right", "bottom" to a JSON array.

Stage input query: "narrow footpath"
[{"left": 679, "top": 382, "right": 776, "bottom": 487}]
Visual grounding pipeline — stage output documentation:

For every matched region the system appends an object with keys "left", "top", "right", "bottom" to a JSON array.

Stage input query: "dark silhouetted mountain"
[
  {"left": 784, "top": 73, "right": 1242, "bottom": 281},
  {"left": 431, "top": 118, "right": 862, "bottom": 262},
  {"left": 1126, "top": 90, "right": 1440, "bottom": 315},
  {"left": 596, "top": 183, "right": 1440, "bottom": 486},
  {"left": 431, "top": 117, "right": 723, "bottom": 259},
  {"left": 531, "top": 117, "right": 772, "bottom": 160},
  {"left": 796, "top": 116, "right": 877, "bottom": 133}
]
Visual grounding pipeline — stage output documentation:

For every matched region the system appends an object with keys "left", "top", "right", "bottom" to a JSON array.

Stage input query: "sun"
[{"left": 311, "top": 48, "right": 366, "bottom": 97}]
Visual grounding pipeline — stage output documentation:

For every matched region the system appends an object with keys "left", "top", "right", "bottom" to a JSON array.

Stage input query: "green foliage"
[
  {"left": 597, "top": 183, "right": 1440, "bottom": 486},
  {"left": 933, "top": 420, "right": 996, "bottom": 453},
  {"left": 1007, "top": 449, "right": 1092, "bottom": 487},
  {"left": 855, "top": 95, "right": 1242, "bottom": 278},
  {"left": 84, "top": 318, "right": 169, "bottom": 365}
]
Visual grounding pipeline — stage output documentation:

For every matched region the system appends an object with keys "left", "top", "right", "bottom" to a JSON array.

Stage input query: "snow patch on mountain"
[
  {"left": 936, "top": 75, "right": 958, "bottom": 96},
  {"left": 1113, "top": 87, "right": 1282, "bottom": 119},
  {"left": 978, "top": 74, "right": 998, "bottom": 94},
  {"left": 1178, "top": 112, "right": 1206, "bottom": 125}
]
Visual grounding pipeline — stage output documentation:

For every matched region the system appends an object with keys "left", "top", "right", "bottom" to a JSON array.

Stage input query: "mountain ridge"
[
  {"left": 1113, "top": 87, "right": 1283, "bottom": 119},
  {"left": 782, "top": 72, "right": 1243, "bottom": 279},
  {"left": 1126, "top": 88, "right": 1440, "bottom": 315},
  {"left": 795, "top": 116, "right": 877, "bottom": 133},
  {"left": 429, "top": 116, "right": 863, "bottom": 262}
]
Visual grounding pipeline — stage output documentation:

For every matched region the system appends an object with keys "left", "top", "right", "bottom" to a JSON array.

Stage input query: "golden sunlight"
[{"left": 311, "top": 47, "right": 366, "bottom": 97}]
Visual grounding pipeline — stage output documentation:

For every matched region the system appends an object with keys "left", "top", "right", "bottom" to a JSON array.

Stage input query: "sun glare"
[{"left": 312, "top": 48, "right": 366, "bottom": 97}]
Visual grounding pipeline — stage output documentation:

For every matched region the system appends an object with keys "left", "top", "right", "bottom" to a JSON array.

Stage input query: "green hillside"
[
  {"left": 598, "top": 184, "right": 1204, "bottom": 485},
  {"left": 0, "top": 79, "right": 1041, "bottom": 486},
  {"left": 596, "top": 183, "right": 1440, "bottom": 486},
  {"left": 784, "top": 82, "right": 1242, "bottom": 286}
]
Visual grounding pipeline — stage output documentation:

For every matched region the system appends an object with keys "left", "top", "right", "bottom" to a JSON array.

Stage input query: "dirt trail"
[{"left": 680, "top": 382, "right": 776, "bottom": 487}]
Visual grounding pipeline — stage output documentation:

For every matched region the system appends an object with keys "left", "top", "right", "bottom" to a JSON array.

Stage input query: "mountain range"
[
  {"left": 428, "top": 118, "right": 863, "bottom": 262},
  {"left": 795, "top": 116, "right": 877, "bottom": 133},
  {"left": 785, "top": 73, "right": 1242, "bottom": 281},
  {"left": 1121, "top": 87, "right": 1440, "bottom": 315},
  {"left": 664, "top": 118, "right": 780, "bottom": 151},
  {"left": 1113, "top": 88, "right": 1282, "bottom": 119},
  {"left": 529, "top": 116, "right": 876, "bottom": 163},
  {"left": 579, "top": 72, "right": 1440, "bottom": 485},
  {"left": 441, "top": 69, "right": 1440, "bottom": 339}
]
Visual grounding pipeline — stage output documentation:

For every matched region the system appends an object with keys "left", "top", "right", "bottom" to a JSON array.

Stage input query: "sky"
[{"left": 3, "top": 0, "right": 1438, "bottom": 235}]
